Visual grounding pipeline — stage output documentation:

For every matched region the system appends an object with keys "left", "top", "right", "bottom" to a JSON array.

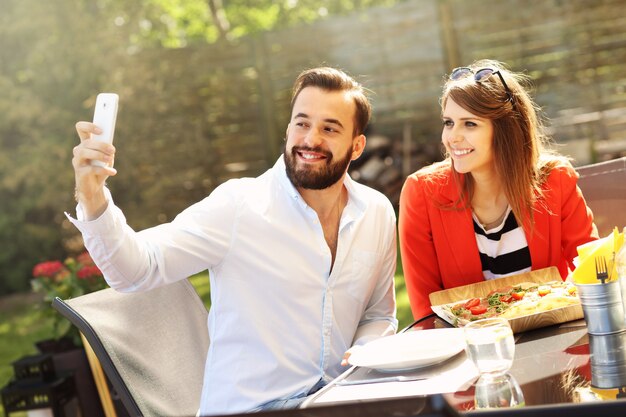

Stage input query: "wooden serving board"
[
  {"left": 429, "top": 267, "right": 584, "bottom": 333},
  {"left": 429, "top": 267, "right": 561, "bottom": 305},
  {"left": 506, "top": 303, "right": 583, "bottom": 333}
]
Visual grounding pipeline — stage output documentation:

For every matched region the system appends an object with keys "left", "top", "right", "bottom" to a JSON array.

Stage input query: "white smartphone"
[{"left": 90, "top": 93, "right": 119, "bottom": 167}]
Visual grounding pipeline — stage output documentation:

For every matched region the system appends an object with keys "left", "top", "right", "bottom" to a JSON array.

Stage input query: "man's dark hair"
[{"left": 291, "top": 67, "right": 371, "bottom": 136}]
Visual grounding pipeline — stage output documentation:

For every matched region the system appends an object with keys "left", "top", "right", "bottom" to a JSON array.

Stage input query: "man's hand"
[
  {"left": 72, "top": 121, "right": 117, "bottom": 220},
  {"left": 341, "top": 345, "right": 362, "bottom": 366}
]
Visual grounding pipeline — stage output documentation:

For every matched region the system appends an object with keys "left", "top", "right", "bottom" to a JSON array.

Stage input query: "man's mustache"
[{"left": 291, "top": 146, "right": 333, "bottom": 160}]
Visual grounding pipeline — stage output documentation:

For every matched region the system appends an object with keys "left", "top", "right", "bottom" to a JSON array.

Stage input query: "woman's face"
[{"left": 441, "top": 97, "right": 495, "bottom": 177}]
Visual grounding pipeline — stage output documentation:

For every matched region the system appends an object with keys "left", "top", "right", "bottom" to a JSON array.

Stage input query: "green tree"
[
  {"left": 0, "top": 0, "right": 131, "bottom": 294},
  {"left": 105, "top": 0, "right": 403, "bottom": 47}
]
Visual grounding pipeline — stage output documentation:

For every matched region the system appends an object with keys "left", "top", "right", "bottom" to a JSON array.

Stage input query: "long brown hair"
[{"left": 440, "top": 59, "right": 567, "bottom": 230}]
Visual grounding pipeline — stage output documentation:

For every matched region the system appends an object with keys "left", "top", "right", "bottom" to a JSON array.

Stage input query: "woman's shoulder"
[
  {"left": 402, "top": 159, "right": 456, "bottom": 205},
  {"left": 407, "top": 159, "right": 453, "bottom": 184},
  {"left": 538, "top": 154, "right": 578, "bottom": 184}
]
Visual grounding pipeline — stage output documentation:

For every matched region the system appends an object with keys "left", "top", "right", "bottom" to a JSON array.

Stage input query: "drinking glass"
[
  {"left": 474, "top": 372, "right": 525, "bottom": 409},
  {"left": 464, "top": 317, "right": 515, "bottom": 377}
]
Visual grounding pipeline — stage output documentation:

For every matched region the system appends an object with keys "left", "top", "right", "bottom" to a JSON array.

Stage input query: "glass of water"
[
  {"left": 474, "top": 372, "right": 525, "bottom": 409},
  {"left": 464, "top": 317, "right": 515, "bottom": 377}
]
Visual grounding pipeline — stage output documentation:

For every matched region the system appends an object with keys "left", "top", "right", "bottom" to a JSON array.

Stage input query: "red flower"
[
  {"left": 31, "top": 251, "right": 108, "bottom": 343},
  {"left": 32, "top": 261, "right": 65, "bottom": 278},
  {"left": 76, "top": 251, "right": 95, "bottom": 266},
  {"left": 77, "top": 265, "right": 103, "bottom": 280}
]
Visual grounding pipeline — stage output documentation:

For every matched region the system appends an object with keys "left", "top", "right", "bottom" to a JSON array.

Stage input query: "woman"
[{"left": 399, "top": 59, "right": 598, "bottom": 320}]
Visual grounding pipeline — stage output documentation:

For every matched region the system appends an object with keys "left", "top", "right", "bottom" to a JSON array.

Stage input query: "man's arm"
[
  {"left": 69, "top": 121, "right": 235, "bottom": 292},
  {"left": 341, "top": 204, "right": 398, "bottom": 365},
  {"left": 67, "top": 187, "right": 236, "bottom": 292},
  {"left": 354, "top": 203, "right": 399, "bottom": 340}
]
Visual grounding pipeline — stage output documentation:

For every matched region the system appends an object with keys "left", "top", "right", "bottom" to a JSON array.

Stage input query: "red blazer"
[{"left": 399, "top": 162, "right": 598, "bottom": 320}]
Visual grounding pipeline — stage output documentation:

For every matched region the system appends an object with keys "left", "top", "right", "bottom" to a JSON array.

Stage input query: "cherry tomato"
[
  {"left": 511, "top": 291, "right": 525, "bottom": 300},
  {"left": 538, "top": 285, "right": 551, "bottom": 296},
  {"left": 470, "top": 305, "right": 488, "bottom": 315},
  {"left": 464, "top": 298, "right": 480, "bottom": 309}
]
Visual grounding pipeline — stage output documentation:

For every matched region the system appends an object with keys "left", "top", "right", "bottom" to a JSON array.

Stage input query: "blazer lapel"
[
  {"left": 439, "top": 174, "right": 484, "bottom": 285},
  {"left": 527, "top": 206, "right": 550, "bottom": 269}
]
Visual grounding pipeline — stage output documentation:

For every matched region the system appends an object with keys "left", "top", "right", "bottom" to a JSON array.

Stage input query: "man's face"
[{"left": 284, "top": 86, "right": 364, "bottom": 190}]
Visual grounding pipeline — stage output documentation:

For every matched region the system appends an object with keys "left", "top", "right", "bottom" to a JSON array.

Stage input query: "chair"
[
  {"left": 576, "top": 156, "right": 626, "bottom": 237},
  {"left": 52, "top": 279, "right": 209, "bottom": 417}
]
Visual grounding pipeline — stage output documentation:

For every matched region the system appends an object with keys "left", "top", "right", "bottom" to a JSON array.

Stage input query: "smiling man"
[{"left": 67, "top": 67, "right": 397, "bottom": 415}]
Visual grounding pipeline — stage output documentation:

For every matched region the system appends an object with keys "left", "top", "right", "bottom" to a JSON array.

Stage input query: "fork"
[
  {"left": 595, "top": 256, "right": 609, "bottom": 284},
  {"left": 335, "top": 375, "right": 428, "bottom": 386}
]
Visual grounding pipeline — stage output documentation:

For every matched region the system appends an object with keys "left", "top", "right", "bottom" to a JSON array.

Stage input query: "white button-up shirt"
[{"left": 67, "top": 156, "right": 397, "bottom": 415}]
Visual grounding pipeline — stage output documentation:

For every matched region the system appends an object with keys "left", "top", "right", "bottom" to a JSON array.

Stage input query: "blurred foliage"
[
  {"left": 106, "top": 0, "right": 402, "bottom": 47},
  {"left": 0, "top": 0, "right": 121, "bottom": 294},
  {"left": 0, "top": 0, "right": 404, "bottom": 295},
  {"left": 0, "top": 294, "right": 57, "bottom": 417}
]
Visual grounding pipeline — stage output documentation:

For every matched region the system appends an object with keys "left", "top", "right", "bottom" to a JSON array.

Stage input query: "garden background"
[{"left": 1, "top": 0, "right": 626, "bottom": 414}]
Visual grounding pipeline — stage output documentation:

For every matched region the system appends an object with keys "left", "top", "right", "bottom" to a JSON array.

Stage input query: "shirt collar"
[{"left": 273, "top": 155, "right": 301, "bottom": 201}]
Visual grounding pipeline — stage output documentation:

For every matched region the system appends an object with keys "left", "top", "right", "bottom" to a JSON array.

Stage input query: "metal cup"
[
  {"left": 589, "top": 331, "right": 626, "bottom": 389},
  {"left": 576, "top": 281, "right": 625, "bottom": 335}
]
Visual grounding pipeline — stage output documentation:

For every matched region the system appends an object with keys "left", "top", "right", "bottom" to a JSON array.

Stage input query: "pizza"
[{"left": 442, "top": 280, "right": 580, "bottom": 326}]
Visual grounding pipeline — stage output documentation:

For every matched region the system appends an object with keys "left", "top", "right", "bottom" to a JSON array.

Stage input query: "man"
[{"left": 68, "top": 67, "right": 397, "bottom": 415}]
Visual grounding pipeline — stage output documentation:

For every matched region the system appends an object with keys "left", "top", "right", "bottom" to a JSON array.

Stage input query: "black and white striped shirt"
[{"left": 472, "top": 206, "right": 532, "bottom": 280}]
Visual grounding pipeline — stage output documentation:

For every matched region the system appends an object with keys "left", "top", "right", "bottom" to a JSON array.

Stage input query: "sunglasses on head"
[{"left": 449, "top": 67, "right": 515, "bottom": 106}]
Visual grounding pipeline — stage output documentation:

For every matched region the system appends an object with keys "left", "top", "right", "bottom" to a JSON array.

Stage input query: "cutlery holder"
[{"left": 576, "top": 281, "right": 625, "bottom": 335}]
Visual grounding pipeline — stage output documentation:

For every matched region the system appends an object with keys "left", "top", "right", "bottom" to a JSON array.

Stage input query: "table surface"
[{"left": 300, "top": 314, "right": 626, "bottom": 415}]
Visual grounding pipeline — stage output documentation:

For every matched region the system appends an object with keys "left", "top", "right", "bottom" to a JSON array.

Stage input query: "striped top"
[{"left": 472, "top": 206, "right": 532, "bottom": 280}]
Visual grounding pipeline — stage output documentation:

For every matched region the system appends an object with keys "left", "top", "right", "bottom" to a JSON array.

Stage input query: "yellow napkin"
[{"left": 571, "top": 227, "right": 624, "bottom": 284}]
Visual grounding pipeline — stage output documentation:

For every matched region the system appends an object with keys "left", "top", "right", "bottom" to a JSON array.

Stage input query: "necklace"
[
  {"left": 477, "top": 205, "right": 509, "bottom": 229},
  {"left": 328, "top": 191, "right": 345, "bottom": 232}
]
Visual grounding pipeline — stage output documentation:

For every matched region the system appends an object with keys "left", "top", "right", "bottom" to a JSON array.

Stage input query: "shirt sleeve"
[
  {"left": 352, "top": 199, "right": 398, "bottom": 345},
  {"left": 398, "top": 175, "right": 444, "bottom": 320},
  {"left": 65, "top": 183, "right": 238, "bottom": 292},
  {"left": 554, "top": 165, "right": 599, "bottom": 269}
]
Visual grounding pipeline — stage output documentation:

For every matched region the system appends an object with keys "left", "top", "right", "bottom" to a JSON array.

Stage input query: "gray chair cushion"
[{"left": 54, "top": 279, "right": 209, "bottom": 417}]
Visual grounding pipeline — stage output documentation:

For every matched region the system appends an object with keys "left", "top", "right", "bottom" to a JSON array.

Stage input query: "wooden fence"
[{"left": 113, "top": 0, "right": 626, "bottom": 217}]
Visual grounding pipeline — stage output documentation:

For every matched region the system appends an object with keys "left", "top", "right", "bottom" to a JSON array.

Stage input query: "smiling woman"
[{"left": 398, "top": 59, "right": 598, "bottom": 321}]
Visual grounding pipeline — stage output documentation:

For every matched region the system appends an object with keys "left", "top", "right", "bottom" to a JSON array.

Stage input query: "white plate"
[{"left": 348, "top": 328, "right": 465, "bottom": 372}]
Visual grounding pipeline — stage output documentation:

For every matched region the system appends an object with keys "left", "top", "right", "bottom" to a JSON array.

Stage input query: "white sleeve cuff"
[{"left": 64, "top": 187, "right": 123, "bottom": 235}]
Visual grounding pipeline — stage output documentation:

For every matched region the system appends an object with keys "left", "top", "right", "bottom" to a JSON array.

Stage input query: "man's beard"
[{"left": 284, "top": 144, "right": 352, "bottom": 190}]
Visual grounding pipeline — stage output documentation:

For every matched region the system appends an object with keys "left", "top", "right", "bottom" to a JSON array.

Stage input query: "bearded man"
[{"left": 68, "top": 67, "right": 397, "bottom": 415}]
